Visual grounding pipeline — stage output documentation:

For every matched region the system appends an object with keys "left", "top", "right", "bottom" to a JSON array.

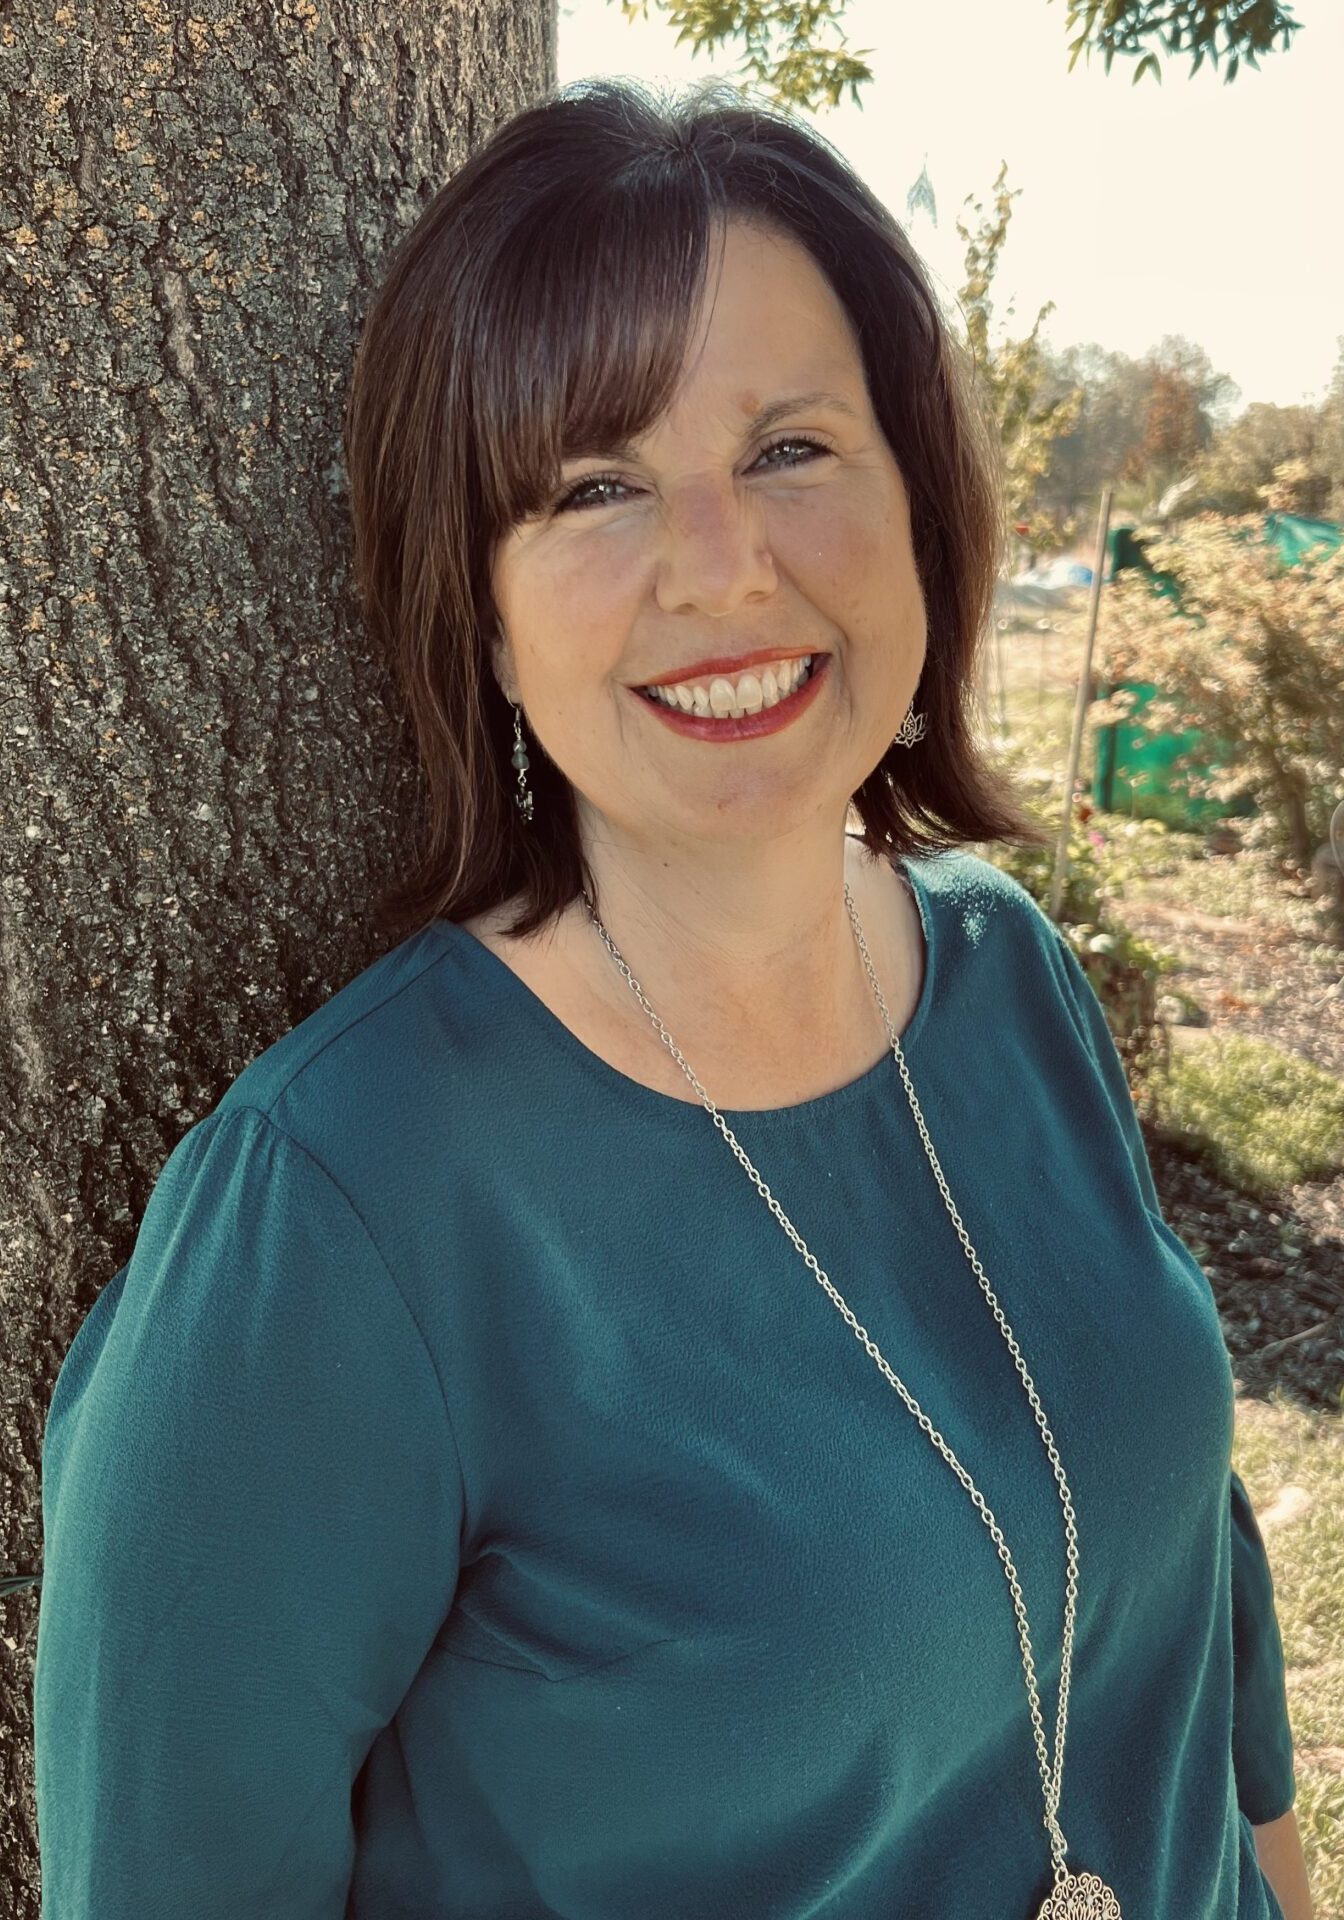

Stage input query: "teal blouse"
[{"left": 34, "top": 848, "right": 1296, "bottom": 1917}]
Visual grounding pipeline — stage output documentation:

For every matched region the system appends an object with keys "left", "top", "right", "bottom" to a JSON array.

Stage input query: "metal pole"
[
  {"left": 1038, "top": 625, "right": 1046, "bottom": 708},
  {"left": 1049, "top": 486, "right": 1113, "bottom": 920}
]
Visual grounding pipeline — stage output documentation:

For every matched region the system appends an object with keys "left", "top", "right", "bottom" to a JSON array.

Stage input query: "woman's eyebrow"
[
  {"left": 561, "top": 390, "right": 860, "bottom": 464},
  {"left": 741, "top": 390, "right": 861, "bottom": 434}
]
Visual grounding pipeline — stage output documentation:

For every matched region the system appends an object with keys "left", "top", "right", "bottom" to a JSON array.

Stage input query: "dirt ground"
[{"left": 1130, "top": 894, "right": 1343, "bottom": 1417}]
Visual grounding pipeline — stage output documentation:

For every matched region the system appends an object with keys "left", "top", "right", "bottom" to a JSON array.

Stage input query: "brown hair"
[{"left": 343, "top": 75, "right": 1047, "bottom": 945}]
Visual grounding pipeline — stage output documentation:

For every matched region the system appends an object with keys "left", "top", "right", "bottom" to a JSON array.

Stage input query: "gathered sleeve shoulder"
[
  {"left": 34, "top": 1103, "right": 464, "bottom": 1917},
  {"left": 1038, "top": 910, "right": 1161, "bottom": 1216},
  {"left": 1036, "top": 908, "right": 1297, "bottom": 1824}
]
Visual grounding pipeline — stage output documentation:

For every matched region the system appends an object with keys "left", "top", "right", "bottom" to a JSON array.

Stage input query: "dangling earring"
[
  {"left": 893, "top": 706, "right": 927, "bottom": 749},
  {"left": 510, "top": 699, "right": 534, "bottom": 822}
]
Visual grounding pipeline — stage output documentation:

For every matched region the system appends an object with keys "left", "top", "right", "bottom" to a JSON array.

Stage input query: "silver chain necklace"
[{"left": 579, "top": 876, "right": 1123, "bottom": 1919}]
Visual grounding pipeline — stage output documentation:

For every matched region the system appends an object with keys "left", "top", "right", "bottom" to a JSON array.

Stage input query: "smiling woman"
[
  {"left": 339, "top": 76, "right": 1045, "bottom": 952},
  {"left": 487, "top": 215, "right": 929, "bottom": 877},
  {"left": 32, "top": 73, "right": 1304, "bottom": 1920}
]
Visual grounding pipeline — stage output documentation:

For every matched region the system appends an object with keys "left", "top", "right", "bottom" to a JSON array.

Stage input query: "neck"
[{"left": 571, "top": 804, "right": 881, "bottom": 1075}]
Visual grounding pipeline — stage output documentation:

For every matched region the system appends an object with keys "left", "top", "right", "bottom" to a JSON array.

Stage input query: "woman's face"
[{"left": 489, "top": 216, "right": 928, "bottom": 854}]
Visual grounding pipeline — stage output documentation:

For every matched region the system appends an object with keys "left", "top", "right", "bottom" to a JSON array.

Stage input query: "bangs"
[{"left": 468, "top": 179, "right": 723, "bottom": 533}]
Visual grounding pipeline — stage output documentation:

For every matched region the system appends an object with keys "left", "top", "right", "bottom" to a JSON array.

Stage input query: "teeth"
[{"left": 644, "top": 655, "right": 815, "bottom": 717}]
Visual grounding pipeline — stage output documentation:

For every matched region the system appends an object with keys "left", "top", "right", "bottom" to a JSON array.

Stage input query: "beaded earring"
[{"left": 510, "top": 700, "right": 534, "bottom": 822}]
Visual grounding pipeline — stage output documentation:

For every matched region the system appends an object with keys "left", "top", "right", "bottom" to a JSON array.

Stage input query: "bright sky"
[{"left": 558, "top": 0, "right": 1342, "bottom": 416}]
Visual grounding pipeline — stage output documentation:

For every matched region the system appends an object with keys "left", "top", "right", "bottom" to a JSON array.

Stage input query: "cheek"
[
  {"left": 512, "top": 548, "right": 633, "bottom": 693},
  {"left": 795, "top": 489, "right": 927, "bottom": 683},
  {"left": 542, "top": 528, "right": 645, "bottom": 610},
  {"left": 790, "top": 482, "right": 913, "bottom": 596},
  {"left": 494, "top": 537, "right": 647, "bottom": 756}
]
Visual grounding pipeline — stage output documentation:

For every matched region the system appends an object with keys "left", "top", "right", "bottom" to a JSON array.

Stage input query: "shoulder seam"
[
  {"left": 229, "top": 932, "right": 453, "bottom": 1122},
  {"left": 212, "top": 1102, "right": 472, "bottom": 1534}
]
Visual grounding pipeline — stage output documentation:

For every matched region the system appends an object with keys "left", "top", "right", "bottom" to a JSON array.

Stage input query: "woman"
[{"left": 33, "top": 77, "right": 1305, "bottom": 1920}]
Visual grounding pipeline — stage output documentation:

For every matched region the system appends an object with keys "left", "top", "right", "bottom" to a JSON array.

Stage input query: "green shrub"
[
  {"left": 1099, "top": 516, "right": 1344, "bottom": 873},
  {"left": 1151, "top": 1031, "right": 1344, "bottom": 1196},
  {"left": 978, "top": 802, "right": 1177, "bottom": 1096}
]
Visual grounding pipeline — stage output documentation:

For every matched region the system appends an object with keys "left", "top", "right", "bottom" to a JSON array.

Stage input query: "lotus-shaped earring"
[{"left": 893, "top": 706, "right": 927, "bottom": 749}]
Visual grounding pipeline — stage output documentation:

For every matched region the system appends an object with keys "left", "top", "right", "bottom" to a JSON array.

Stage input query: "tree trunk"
[{"left": 0, "top": 2, "right": 556, "bottom": 1907}]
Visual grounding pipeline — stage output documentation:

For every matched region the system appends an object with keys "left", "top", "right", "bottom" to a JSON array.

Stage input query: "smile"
[{"left": 632, "top": 653, "right": 830, "bottom": 741}]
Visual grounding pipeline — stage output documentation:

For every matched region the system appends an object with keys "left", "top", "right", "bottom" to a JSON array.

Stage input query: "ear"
[{"left": 488, "top": 621, "right": 518, "bottom": 706}]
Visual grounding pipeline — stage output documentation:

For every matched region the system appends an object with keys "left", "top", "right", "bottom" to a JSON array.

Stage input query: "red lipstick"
[
  {"left": 635, "top": 646, "right": 822, "bottom": 689},
  {"left": 631, "top": 652, "right": 830, "bottom": 742}
]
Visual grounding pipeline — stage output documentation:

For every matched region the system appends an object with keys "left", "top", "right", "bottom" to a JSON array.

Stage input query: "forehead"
[
  {"left": 606, "top": 225, "right": 866, "bottom": 451},
  {"left": 683, "top": 221, "right": 862, "bottom": 383},
  {"left": 694, "top": 383, "right": 864, "bottom": 437}
]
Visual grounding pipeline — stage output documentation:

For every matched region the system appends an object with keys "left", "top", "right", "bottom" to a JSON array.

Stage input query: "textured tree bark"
[{"left": 0, "top": 2, "right": 555, "bottom": 1907}]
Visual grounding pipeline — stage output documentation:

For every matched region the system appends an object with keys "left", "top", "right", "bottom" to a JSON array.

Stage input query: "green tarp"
[{"left": 1091, "top": 512, "right": 1342, "bottom": 827}]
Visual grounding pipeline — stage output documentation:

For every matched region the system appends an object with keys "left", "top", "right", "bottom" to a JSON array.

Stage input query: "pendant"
[{"left": 1035, "top": 1868, "right": 1123, "bottom": 1918}]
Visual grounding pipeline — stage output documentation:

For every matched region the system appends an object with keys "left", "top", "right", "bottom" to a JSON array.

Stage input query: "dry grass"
[{"left": 1234, "top": 1394, "right": 1344, "bottom": 1917}]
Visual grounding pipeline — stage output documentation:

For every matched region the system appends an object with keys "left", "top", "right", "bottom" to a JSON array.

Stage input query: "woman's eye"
[
  {"left": 555, "top": 472, "right": 629, "bottom": 513},
  {"left": 758, "top": 434, "right": 832, "bottom": 470},
  {"left": 554, "top": 435, "right": 833, "bottom": 514}
]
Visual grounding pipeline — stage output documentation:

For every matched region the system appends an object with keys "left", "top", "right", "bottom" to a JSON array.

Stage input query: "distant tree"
[
  {"left": 615, "top": 0, "right": 1303, "bottom": 114},
  {"left": 1035, "top": 342, "right": 1154, "bottom": 521},
  {"left": 1124, "top": 365, "right": 1207, "bottom": 497},
  {"left": 1110, "top": 336, "right": 1237, "bottom": 512},
  {"left": 1186, "top": 401, "right": 1330, "bottom": 517},
  {"left": 1033, "top": 336, "right": 1236, "bottom": 523},
  {"left": 1147, "top": 332, "right": 1241, "bottom": 428}
]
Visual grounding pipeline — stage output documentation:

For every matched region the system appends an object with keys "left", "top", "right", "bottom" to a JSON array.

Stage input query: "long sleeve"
[
  {"left": 1043, "top": 916, "right": 1162, "bottom": 1217},
  {"left": 33, "top": 1104, "right": 463, "bottom": 1918},
  {"left": 1228, "top": 1472, "right": 1297, "bottom": 1823},
  {"left": 1042, "top": 915, "right": 1298, "bottom": 1824}
]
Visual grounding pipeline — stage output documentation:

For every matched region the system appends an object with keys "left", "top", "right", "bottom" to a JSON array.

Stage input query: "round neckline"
[{"left": 432, "top": 847, "right": 937, "bottom": 1128}]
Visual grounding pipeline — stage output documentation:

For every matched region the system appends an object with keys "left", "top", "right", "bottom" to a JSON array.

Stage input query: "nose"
[{"left": 653, "top": 476, "right": 777, "bottom": 618}]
